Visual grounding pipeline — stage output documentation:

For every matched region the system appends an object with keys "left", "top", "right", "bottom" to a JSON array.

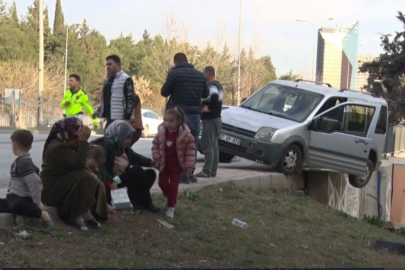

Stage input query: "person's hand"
[
  {"left": 202, "top": 105, "right": 211, "bottom": 113},
  {"left": 65, "top": 101, "right": 71, "bottom": 107},
  {"left": 111, "top": 183, "right": 118, "bottom": 190},
  {"left": 78, "top": 125, "right": 91, "bottom": 141},
  {"left": 92, "top": 112, "right": 97, "bottom": 119},
  {"left": 186, "top": 168, "right": 193, "bottom": 175},
  {"left": 152, "top": 160, "right": 160, "bottom": 169}
]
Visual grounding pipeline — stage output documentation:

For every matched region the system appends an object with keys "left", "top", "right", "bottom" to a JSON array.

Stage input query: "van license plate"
[{"left": 219, "top": 134, "right": 241, "bottom": 146}]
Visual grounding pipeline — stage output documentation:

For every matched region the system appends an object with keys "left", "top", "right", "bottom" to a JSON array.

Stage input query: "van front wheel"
[
  {"left": 348, "top": 160, "right": 374, "bottom": 188},
  {"left": 275, "top": 145, "right": 302, "bottom": 175}
]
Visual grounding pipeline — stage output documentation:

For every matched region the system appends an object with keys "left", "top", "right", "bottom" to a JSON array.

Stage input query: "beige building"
[
  {"left": 316, "top": 22, "right": 359, "bottom": 90},
  {"left": 356, "top": 53, "right": 377, "bottom": 92}
]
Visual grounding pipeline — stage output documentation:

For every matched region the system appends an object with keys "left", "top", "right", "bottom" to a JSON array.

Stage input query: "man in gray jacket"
[{"left": 97, "top": 55, "right": 135, "bottom": 130}]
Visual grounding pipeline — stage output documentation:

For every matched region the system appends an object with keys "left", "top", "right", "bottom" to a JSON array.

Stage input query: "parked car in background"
[
  {"left": 218, "top": 79, "right": 388, "bottom": 188},
  {"left": 141, "top": 109, "right": 163, "bottom": 138},
  {"left": 198, "top": 105, "right": 235, "bottom": 163}
]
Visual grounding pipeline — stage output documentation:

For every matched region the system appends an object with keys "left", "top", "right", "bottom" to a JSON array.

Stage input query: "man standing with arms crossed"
[
  {"left": 97, "top": 55, "right": 135, "bottom": 130},
  {"left": 61, "top": 74, "right": 99, "bottom": 127},
  {"left": 161, "top": 53, "right": 210, "bottom": 183},
  {"left": 195, "top": 66, "right": 223, "bottom": 178}
]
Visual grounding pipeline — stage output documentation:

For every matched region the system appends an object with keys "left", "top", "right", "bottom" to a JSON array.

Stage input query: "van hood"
[{"left": 221, "top": 106, "right": 297, "bottom": 132}]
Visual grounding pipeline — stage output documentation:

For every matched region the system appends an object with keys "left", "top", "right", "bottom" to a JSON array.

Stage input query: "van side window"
[
  {"left": 316, "top": 105, "right": 375, "bottom": 137},
  {"left": 375, "top": 106, "right": 387, "bottom": 134},
  {"left": 315, "top": 97, "right": 347, "bottom": 115}
]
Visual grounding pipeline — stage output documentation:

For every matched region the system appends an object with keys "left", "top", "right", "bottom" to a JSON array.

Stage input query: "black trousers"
[
  {"left": 118, "top": 166, "right": 156, "bottom": 208},
  {"left": 105, "top": 119, "right": 142, "bottom": 146},
  {"left": 0, "top": 194, "right": 42, "bottom": 219}
]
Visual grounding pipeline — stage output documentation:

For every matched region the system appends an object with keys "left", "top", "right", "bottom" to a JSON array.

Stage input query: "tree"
[
  {"left": 279, "top": 70, "right": 301, "bottom": 81},
  {"left": 360, "top": 11, "right": 405, "bottom": 124},
  {"left": 9, "top": 1, "right": 18, "bottom": 26},
  {"left": 53, "top": 0, "right": 64, "bottom": 36}
]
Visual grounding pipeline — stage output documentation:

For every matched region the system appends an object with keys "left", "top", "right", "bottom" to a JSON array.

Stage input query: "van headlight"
[{"left": 254, "top": 127, "right": 277, "bottom": 142}]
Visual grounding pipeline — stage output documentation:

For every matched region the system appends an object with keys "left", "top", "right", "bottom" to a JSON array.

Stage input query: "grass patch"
[{"left": 1, "top": 182, "right": 405, "bottom": 268}]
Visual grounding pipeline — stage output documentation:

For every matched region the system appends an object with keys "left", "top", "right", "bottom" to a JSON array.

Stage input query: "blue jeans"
[{"left": 185, "top": 113, "right": 201, "bottom": 166}]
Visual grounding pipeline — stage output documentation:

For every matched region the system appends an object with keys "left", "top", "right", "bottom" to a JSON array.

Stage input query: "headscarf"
[
  {"left": 43, "top": 117, "right": 83, "bottom": 158},
  {"left": 104, "top": 120, "right": 135, "bottom": 156}
]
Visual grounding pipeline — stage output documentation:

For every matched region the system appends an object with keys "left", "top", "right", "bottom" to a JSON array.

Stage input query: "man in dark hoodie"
[
  {"left": 161, "top": 53, "right": 210, "bottom": 183},
  {"left": 195, "top": 66, "right": 223, "bottom": 178}
]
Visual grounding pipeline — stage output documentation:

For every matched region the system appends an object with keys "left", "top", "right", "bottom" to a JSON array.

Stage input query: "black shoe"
[
  {"left": 190, "top": 174, "right": 198, "bottom": 183},
  {"left": 180, "top": 173, "right": 191, "bottom": 184},
  {"left": 147, "top": 203, "right": 160, "bottom": 213},
  {"left": 85, "top": 218, "right": 102, "bottom": 229}
]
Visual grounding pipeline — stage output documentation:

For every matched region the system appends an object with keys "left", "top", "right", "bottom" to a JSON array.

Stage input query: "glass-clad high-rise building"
[{"left": 316, "top": 22, "right": 359, "bottom": 90}]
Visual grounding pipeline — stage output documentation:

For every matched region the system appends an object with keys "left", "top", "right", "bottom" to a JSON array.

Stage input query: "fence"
[{"left": 0, "top": 94, "right": 98, "bottom": 128}]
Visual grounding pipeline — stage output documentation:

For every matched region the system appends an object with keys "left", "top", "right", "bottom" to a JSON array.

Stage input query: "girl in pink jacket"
[{"left": 152, "top": 107, "right": 195, "bottom": 218}]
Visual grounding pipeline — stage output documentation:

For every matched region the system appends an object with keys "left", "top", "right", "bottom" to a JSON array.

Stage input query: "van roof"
[{"left": 272, "top": 79, "right": 388, "bottom": 106}]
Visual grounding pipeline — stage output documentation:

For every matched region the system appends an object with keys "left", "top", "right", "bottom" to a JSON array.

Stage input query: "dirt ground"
[{"left": 1, "top": 183, "right": 405, "bottom": 268}]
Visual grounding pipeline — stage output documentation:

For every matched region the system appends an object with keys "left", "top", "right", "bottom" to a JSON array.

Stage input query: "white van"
[{"left": 219, "top": 79, "right": 388, "bottom": 188}]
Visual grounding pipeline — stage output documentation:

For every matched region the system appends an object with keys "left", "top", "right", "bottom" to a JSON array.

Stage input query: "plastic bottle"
[{"left": 232, "top": 218, "right": 250, "bottom": 229}]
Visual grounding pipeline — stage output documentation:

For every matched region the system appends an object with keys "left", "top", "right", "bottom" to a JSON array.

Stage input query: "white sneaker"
[{"left": 166, "top": 207, "right": 175, "bottom": 219}]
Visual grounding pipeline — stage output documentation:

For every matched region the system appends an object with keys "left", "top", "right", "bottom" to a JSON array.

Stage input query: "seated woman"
[
  {"left": 41, "top": 117, "right": 108, "bottom": 231},
  {"left": 93, "top": 120, "right": 160, "bottom": 213}
]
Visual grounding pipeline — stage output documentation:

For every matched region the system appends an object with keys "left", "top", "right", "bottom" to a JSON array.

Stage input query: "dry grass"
[{"left": 1, "top": 182, "right": 405, "bottom": 268}]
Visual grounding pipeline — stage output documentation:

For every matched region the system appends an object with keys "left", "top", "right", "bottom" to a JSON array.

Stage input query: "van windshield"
[{"left": 241, "top": 83, "right": 324, "bottom": 122}]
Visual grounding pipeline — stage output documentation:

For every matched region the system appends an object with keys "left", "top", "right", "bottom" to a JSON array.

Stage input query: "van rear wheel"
[
  {"left": 275, "top": 145, "right": 302, "bottom": 175},
  {"left": 348, "top": 160, "right": 374, "bottom": 188}
]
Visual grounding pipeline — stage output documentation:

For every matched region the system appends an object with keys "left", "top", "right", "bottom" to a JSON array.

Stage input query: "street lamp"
[{"left": 296, "top": 17, "right": 334, "bottom": 81}]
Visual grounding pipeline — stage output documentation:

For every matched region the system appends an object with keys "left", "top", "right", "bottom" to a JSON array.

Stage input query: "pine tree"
[
  {"left": 9, "top": 1, "right": 18, "bottom": 26},
  {"left": 53, "top": 0, "right": 64, "bottom": 35}
]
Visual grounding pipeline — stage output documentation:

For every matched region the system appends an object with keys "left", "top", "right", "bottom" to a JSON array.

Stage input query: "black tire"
[
  {"left": 219, "top": 151, "right": 235, "bottom": 163},
  {"left": 348, "top": 160, "right": 374, "bottom": 188},
  {"left": 275, "top": 144, "right": 302, "bottom": 175},
  {"left": 142, "top": 125, "right": 149, "bottom": 138}
]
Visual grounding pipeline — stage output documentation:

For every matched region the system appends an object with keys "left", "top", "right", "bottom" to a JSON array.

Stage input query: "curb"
[
  {"left": 0, "top": 129, "right": 101, "bottom": 136},
  {"left": 0, "top": 172, "right": 304, "bottom": 228}
]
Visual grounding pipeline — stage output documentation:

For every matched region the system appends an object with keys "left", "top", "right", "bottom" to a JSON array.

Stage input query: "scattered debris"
[
  {"left": 157, "top": 219, "right": 174, "bottom": 229},
  {"left": 16, "top": 231, "right": 30, "bottom": 239},
  {"left": 199, "top": 260, "right": 207, "bottom": 263},
  {"left": 269, "top": 243, "right": 278, "bottom": 248},
  {"left": 0, "top": 242, "right": 5, "bottom": 245},
  {"left": 301, "top": 244, "right": 309, "bottom": 250},
  {"left": 68, "top": 232, "right": 72, "bottom": 235},
  {"left": 38, "top": 243, "right": 43, "bottom": 246},
  {"left": 232, "top": 218, "right": 250, "bottom": 229}
]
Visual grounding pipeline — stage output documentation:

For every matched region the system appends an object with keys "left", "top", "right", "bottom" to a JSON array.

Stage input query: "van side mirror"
[{"left": 241, "top": 97, "right": 247, "bottom": 103}]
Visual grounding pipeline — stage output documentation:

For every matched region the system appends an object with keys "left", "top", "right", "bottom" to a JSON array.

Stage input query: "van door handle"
[{"left": 355, "top": 139, "right": 369, "bottom": 145}]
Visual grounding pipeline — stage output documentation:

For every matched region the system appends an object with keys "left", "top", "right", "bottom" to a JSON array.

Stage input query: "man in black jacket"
[
  {"left": 97, "top": 55, "right": 135, "bottom": 130},
  {"left": 161, "top": 53, "right": 210, "bottom": 183},
  {"left": 195, "top": 66, "right": 223, "bottom": 178}
]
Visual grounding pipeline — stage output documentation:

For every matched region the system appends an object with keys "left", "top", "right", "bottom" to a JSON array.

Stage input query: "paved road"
[
  {"left": 0, "top": 133, "right": 271, "bottom": 198},
  {"left": 0, "top": 135, "right": 208, "bottom": 190}
]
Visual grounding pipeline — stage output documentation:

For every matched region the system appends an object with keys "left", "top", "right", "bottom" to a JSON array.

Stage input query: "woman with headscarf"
[
  {"left": 93, "top": 120, "right": 160, "bottom": 213},
  {"left": 41, "top": 117, "right": 108, "bottom": 231}
]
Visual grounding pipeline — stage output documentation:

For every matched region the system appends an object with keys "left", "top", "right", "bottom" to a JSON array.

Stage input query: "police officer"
[{"left": 61, "top": 74, "right": 99, "bottom": 127}]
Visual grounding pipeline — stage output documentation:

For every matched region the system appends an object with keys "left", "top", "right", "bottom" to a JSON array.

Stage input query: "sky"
[{"left": 7, "top": 0, "right": 405, "bottom": 77}]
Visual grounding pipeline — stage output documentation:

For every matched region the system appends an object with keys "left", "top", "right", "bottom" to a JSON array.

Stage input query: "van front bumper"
[{"left": 218, "top": 128, "right": 282, "bottom": 166}]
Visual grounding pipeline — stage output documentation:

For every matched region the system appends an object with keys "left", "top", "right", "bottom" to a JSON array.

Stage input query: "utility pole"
[
  {"left": 38, "top": 0, "right": 44, "bottom": 127},
  {"left": 63, "top": 27, "right": 69, "bottom": 95},
  {"left": 237, "top": 0, "right": 242, "bottom": 105}
]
